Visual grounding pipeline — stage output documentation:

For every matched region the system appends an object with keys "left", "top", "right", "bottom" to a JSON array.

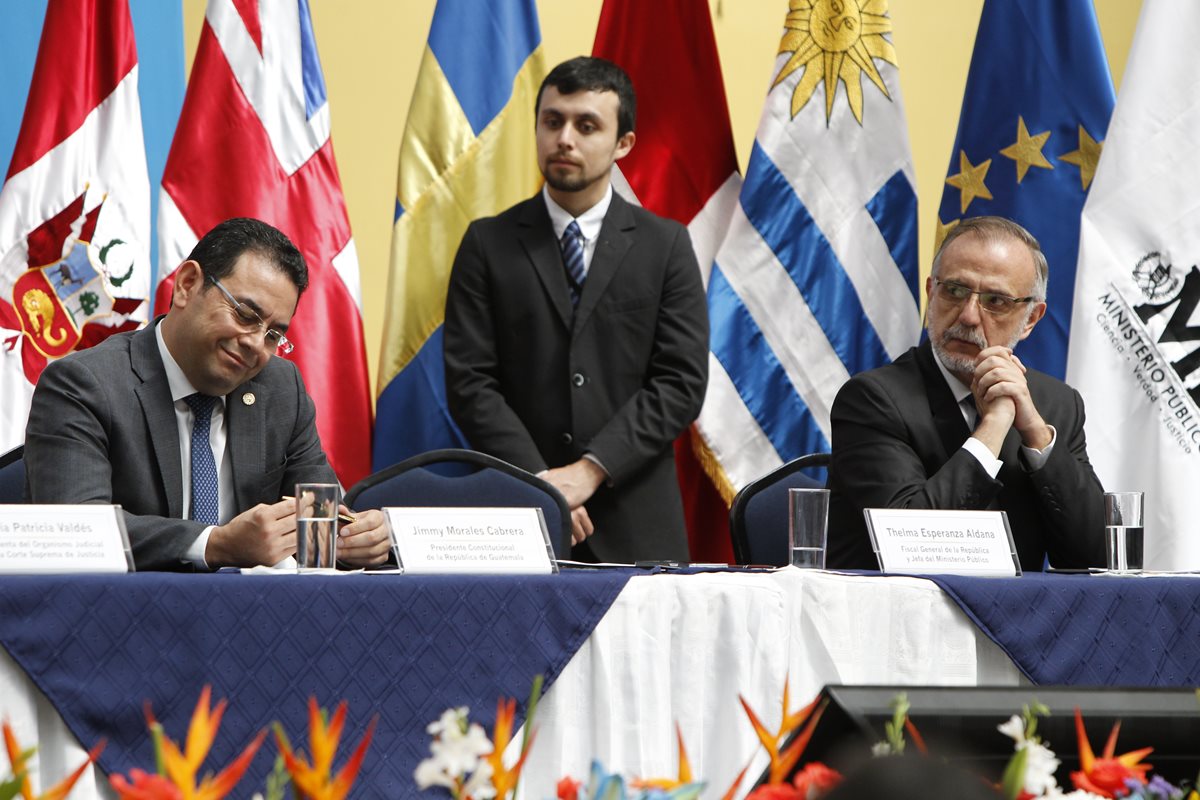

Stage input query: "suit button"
[
  {"left": 572, "top": 372, "right": 585, "bottom": 387},
  {"left": 561, "top": 433, "right": 573, "bottom": 444}
]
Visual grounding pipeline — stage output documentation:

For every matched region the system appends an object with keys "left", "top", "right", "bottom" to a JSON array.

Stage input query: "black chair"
[
  {"left": 345, "top": 448, "right": 572, "bottom": 558},
  {"left": 729, "top": 453, "right": 830, "bottom": 566},
  {"left": 0, "top": 445, "right": 25, "bottom": 504}
]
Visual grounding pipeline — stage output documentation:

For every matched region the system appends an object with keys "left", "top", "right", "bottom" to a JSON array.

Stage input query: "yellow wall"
[{"left": 181, "top": 1, "right": 1142, "bottom": 399}]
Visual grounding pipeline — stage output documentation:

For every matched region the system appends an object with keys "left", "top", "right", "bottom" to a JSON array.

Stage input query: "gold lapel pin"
[{"left": 242, "top": 392, "right": 256, "bottom": 406}]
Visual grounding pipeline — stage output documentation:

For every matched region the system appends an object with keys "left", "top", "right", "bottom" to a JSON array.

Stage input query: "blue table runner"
[
  {"left": 0, "top": 571, "right": 631, "bottom": 798},
  {"left": 927, "top": 572, "right": 1200, "bottom": 686}
]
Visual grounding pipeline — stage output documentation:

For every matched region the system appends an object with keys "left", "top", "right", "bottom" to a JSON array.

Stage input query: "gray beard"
[{"left": 930, "top": 309, "right": 1034, "bottom": 381}]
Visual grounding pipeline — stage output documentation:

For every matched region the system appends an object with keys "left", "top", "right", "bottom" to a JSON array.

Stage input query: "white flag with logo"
[{"left": 1066, "top": 0, "right": 1200, "bottom": 569}]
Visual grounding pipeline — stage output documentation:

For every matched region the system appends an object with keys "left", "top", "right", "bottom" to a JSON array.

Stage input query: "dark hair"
[
  {"left": 535, "top": 56, "right": 636, "bottom": 138},
  {"left": 185, "top": 217, "right": 309, "bottom": 295}
]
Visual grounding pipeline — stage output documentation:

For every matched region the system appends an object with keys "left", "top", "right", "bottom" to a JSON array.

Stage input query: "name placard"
[
  {"left": 864, "top": 508, "right": 1020, "bottom": 577},
  {"left": 384, "top": 507, "right": 558, "bottom": 575},
  {"left": 0, "top": 505, "right": 133, "bottom": 573}
]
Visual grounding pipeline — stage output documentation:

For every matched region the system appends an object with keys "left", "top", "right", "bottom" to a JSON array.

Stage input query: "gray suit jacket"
[
  {"left": 24, "top": 321, "right": 334, "bottom": 570},
  {"left": 827, "top": 340, "right": 1106, "bottom": 572},
  {"left": 443, "top": 192, "right": 709, "bottom": 562}
]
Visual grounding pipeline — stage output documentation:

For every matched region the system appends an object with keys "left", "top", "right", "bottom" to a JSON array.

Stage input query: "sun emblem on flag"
[{"left": 773, "top": 0, "right": 898, "bottom": 125}]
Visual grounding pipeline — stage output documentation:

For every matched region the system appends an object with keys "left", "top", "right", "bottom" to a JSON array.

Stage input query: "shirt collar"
[
  {"left": 155, "top": 319, "right": 223, "bottom": 406},
  {"left": 543, "top": 183, "right": 613, "bottom": 243}
]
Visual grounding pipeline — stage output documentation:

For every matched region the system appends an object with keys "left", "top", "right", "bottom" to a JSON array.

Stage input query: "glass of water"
[
  {"left": 1103, "top": 491, "right": 1144, "bottom": 572},
  {"left": 296, "top": 483, "right": 340, "bottom": 570},
  {"left": 788, "top": 488, "right": 829, "bottom": 569}
]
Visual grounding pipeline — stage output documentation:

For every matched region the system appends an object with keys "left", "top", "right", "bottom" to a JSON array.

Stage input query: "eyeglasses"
[
  {"left": 207, "top": 275, "right": 294, "bottom": 355},
  {"left": 932, "top": 278, "right": 1036, "bottom": 316}
]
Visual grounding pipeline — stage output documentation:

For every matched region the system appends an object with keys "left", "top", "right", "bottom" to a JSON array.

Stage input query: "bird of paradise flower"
[
  {"left": 273, "top": 698, "right": 377, "bottom": 800},
  {"left": 109, "top": 685, "right": 265, "bottom": 800},
  {"left": 2, "top": 720, "right": 103, "bottom": 800},
  {"left": 1069, "top": 707, "right": 1153, "bottom": 799}
]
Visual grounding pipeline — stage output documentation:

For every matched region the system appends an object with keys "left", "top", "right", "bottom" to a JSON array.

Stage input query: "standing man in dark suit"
[
  {"left": 827, "top": 216, "right": 1104, "bottom": 571},
  {"left": 24, "top": 218, "right": 391, "bottom": 571},
  {"left": 443, "top": 57, "right": 709, "bottom": 562}
]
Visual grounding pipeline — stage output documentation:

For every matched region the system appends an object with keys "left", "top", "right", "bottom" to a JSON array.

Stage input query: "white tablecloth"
[
  {"left": 0, "top": 569, "right": 1017, "bottom": 797},
  {"left": 511, "top": 569, "right": 1018, "bottom": 796}
]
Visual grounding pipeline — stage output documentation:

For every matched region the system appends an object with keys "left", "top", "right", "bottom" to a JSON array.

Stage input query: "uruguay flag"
[
  {"left": 157, "top": 0, "right": 372, "bottom": 488},
  {"left": 938, "top": 0, "right": 1115, "bottom": 380},
  {"left": 373, "top": 0, "right": 545, "bottom": 471},
  {"left": 697, "top": 0, "right": 920, "bottom": 494}
]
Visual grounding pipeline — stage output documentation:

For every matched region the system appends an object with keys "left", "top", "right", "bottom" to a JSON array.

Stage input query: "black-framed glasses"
[
  {"left": 207, "top": 275, "right": 294, "bottom": 355},
  {"left": 932, "top": 278, "right": 1036, "bottom": 316}
]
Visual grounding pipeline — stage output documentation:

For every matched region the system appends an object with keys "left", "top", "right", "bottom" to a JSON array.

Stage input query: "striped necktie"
[
  {"left": 560, "top": 220, "right": 586, "bottom": 307},
  {"left": 184, "top": 393, "right": 219, "bottom": 525}
]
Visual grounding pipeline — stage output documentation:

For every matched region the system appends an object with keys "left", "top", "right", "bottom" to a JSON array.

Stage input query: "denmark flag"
[
  {"left": 0, "top": 0, "right": 151, "bottom": 455},
  {"left": 157, "top": 0, "right": 371, "bottom": 487}
]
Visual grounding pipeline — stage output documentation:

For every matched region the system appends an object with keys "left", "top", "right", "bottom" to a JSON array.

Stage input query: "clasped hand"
[
  {"left": 542, "top": 459, "right": 607, "bottom": 546},
  {"left": 971, "top": 346, "right": 1052, "bottom": 451}
]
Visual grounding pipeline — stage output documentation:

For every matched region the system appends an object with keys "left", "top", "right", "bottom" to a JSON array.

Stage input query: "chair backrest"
[
  {"left": 0, "top": 446, "right": 25, "bottom": 504},
  {"left": 345, "top": 449, "right": 572, "bottom": 558},
  {"left": 729, "top": 453, "right": 830, "bottom": 566}
]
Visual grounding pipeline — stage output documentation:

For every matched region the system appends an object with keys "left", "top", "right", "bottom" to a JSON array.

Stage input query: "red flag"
[
  {"left": 157, "top": 0, "right": 371, "bottom": 487},
  {"left": 0, "top": 0, "right": 151, "bottom": 453},
  {"left": 593, "top": 0, "right": 741, "bottom": 561}
]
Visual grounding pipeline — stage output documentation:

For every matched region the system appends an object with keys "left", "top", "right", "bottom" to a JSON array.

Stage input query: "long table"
[{"left": 6, "top": 569, "right": 1198, "bottom": 797}]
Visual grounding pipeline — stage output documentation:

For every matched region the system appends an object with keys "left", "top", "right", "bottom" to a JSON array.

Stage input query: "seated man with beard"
[{"left": 826, "top": 216, "right": 1105, "bottom": 571}]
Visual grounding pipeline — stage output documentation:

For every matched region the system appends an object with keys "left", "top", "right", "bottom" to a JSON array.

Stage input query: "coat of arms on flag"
[{"left": 9, "top": 192, "right": 140, "bottom": 369}]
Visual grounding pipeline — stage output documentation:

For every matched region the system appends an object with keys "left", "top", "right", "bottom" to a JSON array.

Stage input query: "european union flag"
[{"left": 937, "top": 0, "right": 1115, "bottom": 379}]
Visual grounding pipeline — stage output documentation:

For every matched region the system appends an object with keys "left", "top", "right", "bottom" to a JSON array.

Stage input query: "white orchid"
[
  {"left": 414, "top": 706, "right": 496, "bottom": 796},
  {"left": 997, "top": 714, "right": 1025, "bottom": 744},
  {"left": 1020, "top": 739, "right": 1062, "bottom": 796}
]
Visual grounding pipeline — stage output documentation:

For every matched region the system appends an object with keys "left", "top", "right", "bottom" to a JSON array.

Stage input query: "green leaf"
[
  {"left": 264, "top": 753, "right": 290, "bottom": 800},
  {"left": 0, "top": 775, "right": 25, "bottom": 800},
  {"left": 999, "top": 746, "right": 1028, "bottom": 800},
  {"left": 884, "top": 693, "right": 910, "bottom": 754}
]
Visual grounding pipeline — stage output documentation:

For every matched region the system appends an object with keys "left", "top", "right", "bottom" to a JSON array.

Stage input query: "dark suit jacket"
[
  {"left": 24, "top": 321, "right": 335, "bottom": 570},
  {"left": 443, "top": 191, "right": 709, "bottom": 562},
  {"left": 827, "top": 340, "right": 1105, "bottom": 571}
]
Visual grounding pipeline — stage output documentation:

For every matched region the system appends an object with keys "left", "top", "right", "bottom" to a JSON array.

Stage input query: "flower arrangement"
[
  {"left": 4, "top": 685, "right": 381, "bottom": 800},
  {"left": 414, "top": 675, "right": 543, "bottom": 800},
  {"left": 412, "top": 681, "right": 1200, "bottom": 800}
]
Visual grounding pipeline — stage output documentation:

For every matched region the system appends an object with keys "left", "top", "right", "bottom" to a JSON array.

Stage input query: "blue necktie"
[
  {"left": 184, "top": 393, "right": 219, "bottom": 526},
  {"left": 560, "top": 220, "right": 586, "bottom": 307}
]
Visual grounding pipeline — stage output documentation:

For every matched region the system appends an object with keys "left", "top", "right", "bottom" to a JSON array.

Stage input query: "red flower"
[
  {"left": 746, "top": 783, "right": 804, "bottom": 800},
  {"left": 556, "top": 776, "right": 581, "bottom": 800},
  {"left": 1069, "top": 708, "right": 1152, "bottom": 799},
  {"left": 110, "top": 768, "right": 184, "bottom": 800},
  {"left": 792, "top": 762, "right": 842, "bottom": 798}
]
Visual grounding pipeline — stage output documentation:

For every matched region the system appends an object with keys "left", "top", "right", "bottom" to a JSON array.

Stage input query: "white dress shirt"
[
  {"left": 155, "top": 322, "right": 232, "bottom": 568},
  {"left": 543, "top": 183, "right": 613, "bottom": 276}
]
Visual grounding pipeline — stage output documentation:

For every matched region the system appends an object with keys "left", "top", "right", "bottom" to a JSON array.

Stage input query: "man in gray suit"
[
  {"left": 24, "top": 218, "right": 390, "bottom": 571},
  {"left": 443, "top": 57, "right": 709, "bottom": 562}
]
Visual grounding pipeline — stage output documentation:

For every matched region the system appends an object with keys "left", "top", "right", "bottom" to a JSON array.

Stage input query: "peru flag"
[
  {"left": 0, "top": 0, "right": 151, "bottom": 455},
  {"left": 592, "top": 0, "right": 741, "bottom": 562},
  {"left": 157, "top": 0, "right": 371, "bottom": 487}
]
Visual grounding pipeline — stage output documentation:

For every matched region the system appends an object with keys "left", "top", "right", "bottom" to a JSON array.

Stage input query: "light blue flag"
[{"left": 696, "top": 0, "right": 919, "bottom": 494}]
